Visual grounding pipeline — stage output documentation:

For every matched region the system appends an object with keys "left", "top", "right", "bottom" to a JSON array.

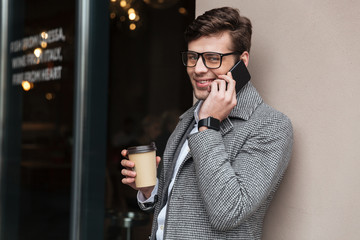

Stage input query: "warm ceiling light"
[
  {"left": 129, "top": 23, "right": 136, "bottom": 30},
  {"left": 45, "top": 92, "right": 54, "bottom": 100},
  {"left": 178, "top": 7, "right": 187, "bottom": 15},
  {"left": 128, "top": 8, "right": 135, "bottom": 14},
  {"left": 120, "top": 0, "right": 127, "bottom": 7},
  {"left": 129, "top": 12, "right": 136, "bottom": 20}
]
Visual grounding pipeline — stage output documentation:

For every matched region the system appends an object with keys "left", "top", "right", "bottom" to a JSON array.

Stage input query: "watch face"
[{"left": 209, "top": 117, "right": 220, "bottom": 131}]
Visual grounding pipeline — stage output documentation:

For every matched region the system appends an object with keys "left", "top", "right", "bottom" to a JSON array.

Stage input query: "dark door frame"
[{"left": 70, "top": 0, "right": 109, "bottom": 239}]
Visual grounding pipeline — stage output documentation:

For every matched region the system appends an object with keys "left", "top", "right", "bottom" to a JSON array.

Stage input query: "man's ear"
[{"left": 240, "top": 51, "right": 250, "bottom": 67}]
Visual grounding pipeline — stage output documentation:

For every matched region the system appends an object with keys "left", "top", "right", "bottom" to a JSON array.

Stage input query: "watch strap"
[{"left": 198, "top": 117, "right": 220, "bottom": 131}]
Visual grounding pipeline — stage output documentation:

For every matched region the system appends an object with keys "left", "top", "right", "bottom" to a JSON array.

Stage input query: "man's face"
[{"left": 187, "top": 31, "right": 238, "bottom": 100}]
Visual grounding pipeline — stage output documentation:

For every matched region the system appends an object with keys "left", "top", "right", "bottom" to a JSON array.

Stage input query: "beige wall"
[{"left": 196, "top": 1, "right": 360, "bottom": 239}]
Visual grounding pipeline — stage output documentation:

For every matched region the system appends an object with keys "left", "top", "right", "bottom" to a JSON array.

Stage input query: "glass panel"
[
  {"left": 8, "top": 0, "right": 76, "bottom": 239},
  {"left": 105, "top": 0, "right": 194, "bottom": 239}
]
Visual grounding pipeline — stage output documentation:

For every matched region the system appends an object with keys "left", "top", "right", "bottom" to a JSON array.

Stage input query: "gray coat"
[{"left": 142, "top": 82, "right": 293, "bottom": 240}]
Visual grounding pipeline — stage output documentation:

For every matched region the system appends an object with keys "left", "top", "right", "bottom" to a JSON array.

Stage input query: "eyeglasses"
[{"left": 181, "top": 51, "right": 240, "bottom": 69}]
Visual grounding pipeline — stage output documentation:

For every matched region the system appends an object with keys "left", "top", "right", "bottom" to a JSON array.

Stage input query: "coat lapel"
[
  {"left": 160, "top": 106, "right": 196, "bottom": 209},
  {"left": 162, "top": 102, "right": 198, "bottom": 172}
]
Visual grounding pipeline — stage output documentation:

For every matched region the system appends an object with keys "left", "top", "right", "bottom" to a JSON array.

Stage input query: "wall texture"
[{"left": 196, "top": 1, "right": 360, "bottom": 239}]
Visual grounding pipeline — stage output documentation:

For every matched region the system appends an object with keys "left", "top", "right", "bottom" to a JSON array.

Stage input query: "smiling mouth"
[
  {"left": 195, "top": 78, "right": 214, "bottom": 84},
  {"left": 195, "top": 79, "right": 213, "bottom": 89},
  {"left": 195, "top": 78, "right": 214, "bottom": 88},
  {"left": 197, "top": 80, "right": 212, "bottom": 84}
]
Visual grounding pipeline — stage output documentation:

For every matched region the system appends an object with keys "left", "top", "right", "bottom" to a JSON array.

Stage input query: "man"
[{"left": 121, "top": 7, "right": 293, "bottom": 240}]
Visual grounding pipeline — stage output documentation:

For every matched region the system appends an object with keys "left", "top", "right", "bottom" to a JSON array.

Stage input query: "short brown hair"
[{"left": 184, "top": 7, "right": 252, "bottom": 53}]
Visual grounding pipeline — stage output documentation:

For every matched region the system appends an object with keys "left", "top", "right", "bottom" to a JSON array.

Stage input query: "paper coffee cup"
[{"left": 127, "top": 142, "right": 157, "bottom": 188}]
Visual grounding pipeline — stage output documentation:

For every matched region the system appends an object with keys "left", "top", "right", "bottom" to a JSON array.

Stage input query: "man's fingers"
[
  {"left": 217, "top": 79, "right": 227, "bottom": 92},
  {"left": 121, "top": 159, "right": 134, "bottom": 168},
  {"left": 121, "top": 149, "right": 128, "bottom": 158},
  {"left": 227, "top": 72, "right": 236, "bottom": 90},
  {"left": 121, "top": 168, "right": 136, "bottom": 178},
  {"left": 122, "top": 177, "right": 135, "bottom": 185},
  {"left": 156, "top": 156, "right": 161, "bottom": 167}
]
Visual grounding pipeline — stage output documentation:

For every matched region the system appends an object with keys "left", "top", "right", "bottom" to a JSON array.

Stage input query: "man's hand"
[
  {"left": 120, "top": 149, "right": 161, "bottom": 199},
  {"left": 198, "top": 71, "right": 237, "bottom": 123}
]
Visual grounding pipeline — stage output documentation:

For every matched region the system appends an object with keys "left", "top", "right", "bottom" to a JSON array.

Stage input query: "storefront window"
[{"left": 5, "top": 0, "right": 75, "bottom": 239}]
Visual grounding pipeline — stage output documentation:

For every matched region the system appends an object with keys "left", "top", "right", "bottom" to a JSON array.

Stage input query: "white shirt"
[{"left": 137, "top": 101, "right": 202, "bottom": 240}]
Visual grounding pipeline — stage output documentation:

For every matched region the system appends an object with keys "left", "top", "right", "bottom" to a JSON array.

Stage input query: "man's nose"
[{"left": 194, "top": 57, "right": 208, "bottom": 73}]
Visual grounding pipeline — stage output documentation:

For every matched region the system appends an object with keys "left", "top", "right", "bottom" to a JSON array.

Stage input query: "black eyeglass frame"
[{"left": 181, "top": 51, "right": 241, "bottom": 69}]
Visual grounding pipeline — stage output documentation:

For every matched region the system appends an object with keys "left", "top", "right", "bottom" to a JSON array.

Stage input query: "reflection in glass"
[
  {"left": 9, "top": 0, "right": 76, "bottom": 239},
  {"left": 41, "top": 31, "right": 48, "bottom": 39},
  {"left": 33, "top": 48, "right": 42, "bottom": 58},
  {"left": 41, "top": 41, "right": 47, "bottom": 48},
  {"left": 21, "top": 81, "right": 34, "bottom": 91}
]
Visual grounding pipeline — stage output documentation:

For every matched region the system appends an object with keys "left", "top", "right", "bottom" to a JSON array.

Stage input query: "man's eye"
[
  {"left": 188, "top": 55, "right": 197, "bottom": 60},
  {"left": 205, "top": 55, "right": 220, "bottom": 62}
]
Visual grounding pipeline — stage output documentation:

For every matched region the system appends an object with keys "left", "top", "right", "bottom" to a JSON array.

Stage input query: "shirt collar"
[{"left": 194, "top": 100, "right": 203, "bottom": 124}]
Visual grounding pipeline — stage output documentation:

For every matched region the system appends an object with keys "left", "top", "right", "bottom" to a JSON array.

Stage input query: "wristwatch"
[{"left": 198, "top": 117, "right": 220, "bottom": 131}]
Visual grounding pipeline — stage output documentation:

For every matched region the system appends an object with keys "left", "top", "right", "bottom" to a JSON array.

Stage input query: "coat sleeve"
[
  {"left": 188, "top": 113, "right": 293, "bottom": 231},
  {"left": 137, "top": 180, "right": 159, "bottom": 212}
]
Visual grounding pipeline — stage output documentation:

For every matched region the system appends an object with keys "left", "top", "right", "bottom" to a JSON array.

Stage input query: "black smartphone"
[{"left": 229, "top": 60, "right": 251, "bottom": 93}]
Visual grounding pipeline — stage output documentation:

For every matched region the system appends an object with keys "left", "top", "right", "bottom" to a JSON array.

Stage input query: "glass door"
[{"left": 1, "top": 0, "right": 76, "bottom": 239}]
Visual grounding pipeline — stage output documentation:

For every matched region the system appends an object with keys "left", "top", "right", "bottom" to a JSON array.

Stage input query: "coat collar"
[
  {"left": 179, "top": 82, "right": 262, "bottom": 135},
  {"left": 229, "top": 82, "right": 263, "bottom": 120}
]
